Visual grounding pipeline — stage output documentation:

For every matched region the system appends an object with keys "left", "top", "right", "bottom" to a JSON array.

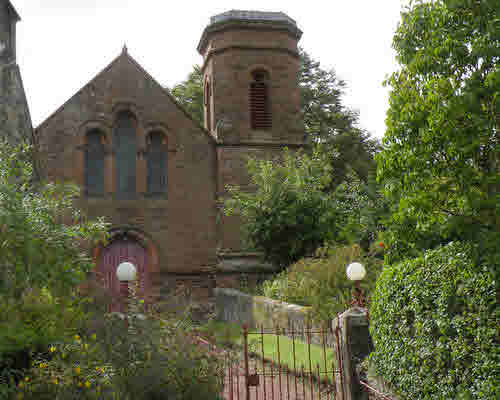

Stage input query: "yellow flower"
[
  {"left": 18, "top": 382, "right": 24, "bottom": 388},
  {"left": 84, "top": 380, "right": 91, "bottom": 388},
  {"left": 49, "top": 346, "right": 56, "bottom": 353},
  {"left": 74, "top": 366, "right": 81, "bottom": 375},
  {"left": 24, "top": 377, "right": 29, "bottom": 382},
  {"left": 51, "top": 378, "right": 58, "bottom": 385},
  {"left": 74, "top": 335, "right": 80, "bottom": 341},
  {"left": 39, "top": 362, "right": 47, "bottom": 369}
]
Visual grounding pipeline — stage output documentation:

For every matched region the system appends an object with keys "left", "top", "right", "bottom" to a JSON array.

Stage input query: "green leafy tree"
[
  {"left": 0, "top": 142, "right": 108, "bottom": 299},
  {"left": 170, "top": 65, "right": 204, "bottom": 125},
  {"left": 333, "top": 171, "right": 390, "bottom": 249},
  {"left": 0, "top": 140, "right": 108, "bottom": 395},
  {"left": 377, "top": 0, "right": 500, "bottom": 263},
  {"left": 370, "top": 2, "right": 500, "bottom": 398},
  {"left": 224, "top": 146, "right": 339, "bottom": 268}
]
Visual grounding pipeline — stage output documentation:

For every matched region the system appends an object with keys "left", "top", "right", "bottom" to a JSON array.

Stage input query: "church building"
[{"left": 1, "top": 1, "right": 305, "bottom": 304}]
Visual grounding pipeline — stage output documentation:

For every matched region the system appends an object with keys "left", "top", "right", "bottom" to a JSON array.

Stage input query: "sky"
[{"left": 12, "top": 0, "right": 408, "bottom": 140}]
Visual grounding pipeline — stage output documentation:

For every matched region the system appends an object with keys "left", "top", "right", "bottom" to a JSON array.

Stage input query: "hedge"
[{"left": 369, "top": 242, "right": 498, "bottom": 399}]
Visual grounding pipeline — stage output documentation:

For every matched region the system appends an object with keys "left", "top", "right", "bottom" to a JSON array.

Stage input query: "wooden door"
[{"left": 97, "top": 238, "right": 150, "bottom": 312}]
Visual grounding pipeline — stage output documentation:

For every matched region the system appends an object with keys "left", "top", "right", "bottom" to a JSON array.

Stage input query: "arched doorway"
[{"left": 97, "top": 235, "right": 150, "bottom": 312}]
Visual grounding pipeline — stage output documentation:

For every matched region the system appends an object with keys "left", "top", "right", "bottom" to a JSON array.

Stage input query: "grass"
[
  {"left": 248, "top": 333, "right": 336, "bottom": 375},
  {"left": 197, "top": 321, "right": 336, "bottom": 382}
]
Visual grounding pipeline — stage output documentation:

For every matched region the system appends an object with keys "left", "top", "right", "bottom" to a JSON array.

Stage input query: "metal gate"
[
  {"left": 222, "top": 322, "right": 344, "bottom": 400},
  {"left": 96, "top": 237, "right": 150, "bottom": 312}
]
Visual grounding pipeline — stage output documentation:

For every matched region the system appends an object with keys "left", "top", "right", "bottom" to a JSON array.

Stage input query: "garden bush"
[
  {"left": 261, "top": 244, "right": 383, "bottom": 322},
  {"left": 369, "top": 242, "right": 499, "bottom": 399},
  {"left": 16, "top": 288, "right": 225, "bottom": 400},
  {"left": 0, "top": 289, "right": 87, "bottom": 399}
]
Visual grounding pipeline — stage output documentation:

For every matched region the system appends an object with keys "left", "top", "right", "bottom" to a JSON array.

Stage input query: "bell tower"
[
  {"left": 198, "top": 11, "right": 305, "bottom": 261},
  {"left": 197, "top": 10, "right": 304, "bottom": 144},
  {"left": 0, "top": 0, "right": 20, "bottom": 63}
]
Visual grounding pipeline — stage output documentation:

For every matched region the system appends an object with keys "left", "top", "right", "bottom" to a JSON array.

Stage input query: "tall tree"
[{"left": 377, "top": 0, "right": 500, "bottom": 263}]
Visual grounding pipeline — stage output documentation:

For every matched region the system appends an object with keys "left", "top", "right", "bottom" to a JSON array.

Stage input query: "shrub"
[
  {"left": 0, "top": 289, "right": 87, "bottom": 399},
  {"left": 0, "top": 139, "right": 107, "bottom": 398},
  {"left": 369, "top": 242, "right": 499, "bottom": 399},
  {"left": 17, "top": 288, "right": 225, "bottom": 400},
  {"left": 224, "top": 146, "right": 339, "bottom": 269},
  {"left": 261, "top": 244, "right": 383, "bottom": 322}
]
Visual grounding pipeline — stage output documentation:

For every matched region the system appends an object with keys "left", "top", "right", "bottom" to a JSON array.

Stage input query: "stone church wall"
[{"left": 35, "top": 53, "right": 218, "bottom": 299}]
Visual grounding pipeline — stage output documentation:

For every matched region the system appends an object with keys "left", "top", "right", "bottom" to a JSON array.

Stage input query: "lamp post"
[
  {"left": 116, "top": 261, "right": 137, "bottom": 313},
  {"left": 346, "top": 262, "right": 366, "bottom": 308}
]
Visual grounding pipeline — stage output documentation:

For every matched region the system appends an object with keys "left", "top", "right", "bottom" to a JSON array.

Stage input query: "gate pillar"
[{"left": 333, "top": 308, "right": 373, "bottom": 400}]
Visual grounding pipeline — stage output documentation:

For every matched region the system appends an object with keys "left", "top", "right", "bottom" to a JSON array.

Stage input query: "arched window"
[
  {"left": 85, "top": 129, "right": 105, "bottom": 196},
  {"left": 146, "top": 131, "right": 167, "bottom": 196},
  {"left": 114, "top": 111, "right": 137, "bottom": 199},
  {"left": 250, "top": 69, "right": 271, "bottom": 130}
]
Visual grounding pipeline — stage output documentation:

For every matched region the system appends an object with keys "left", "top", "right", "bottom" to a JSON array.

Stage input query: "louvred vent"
[{"left": 250, "top": 81, "right": 271, "bottom": 130}]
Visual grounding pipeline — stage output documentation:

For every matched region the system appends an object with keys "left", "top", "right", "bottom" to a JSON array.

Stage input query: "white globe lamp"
[
  {"left": 116, "top": 262, "right": 136, "bottom": 314},
  {"left": 346, "top": 262, "right": 366, "bottom": 308},
  {"left": 116, "top": 261, "right": 137, "bottom": 282},
  {"left": 346, "top": 262, "right": 366, "bottom": 281}
]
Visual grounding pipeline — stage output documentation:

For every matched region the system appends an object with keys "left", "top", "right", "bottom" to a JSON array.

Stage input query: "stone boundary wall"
[{"left": 215, "top": 288, "right": 335, "bottom": 346}]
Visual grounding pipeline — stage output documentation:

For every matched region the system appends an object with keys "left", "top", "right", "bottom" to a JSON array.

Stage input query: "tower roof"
[
  {"left": 197, "top": 9, "right": 302, "bottom": 54},
  {"left": 210, "top": 10, "right": 297, "bottom": 25},
  {"left": 5, "top": 1, "right": 21, "bottom": 21}
]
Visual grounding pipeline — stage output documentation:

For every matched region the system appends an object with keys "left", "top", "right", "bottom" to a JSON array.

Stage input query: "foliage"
[
  {"left": 170, "top": 65, "right": 204, "bottom": 125},
  {"left": 0, "top": 140, "right": 108, "bottom": 398},
  {"left": 332, "top": 171, "right": 390, "bottom": 250},
  {"left": 377, "top": 0, "right": 500, "bottom": 263},
  {"left": 300, "top": 48, "right": 356, "bottom": 141},
  {"left": 261, "top": 244, "right": 383, "bottom": 322},
  {"left": 369, "top": 242, "right": 499, "bottom": 399},
  {"left": 17, "top": 287, "right": 224, "bottom": 400},
  {"left": 0, "top": 141, "right": 108, "bottom": 299},
  {"left": 224, "top": 146, "right": 338, "bottom": 268},
  {"left": 0, "top": 289, "right": 86, "bottom": 355}
]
